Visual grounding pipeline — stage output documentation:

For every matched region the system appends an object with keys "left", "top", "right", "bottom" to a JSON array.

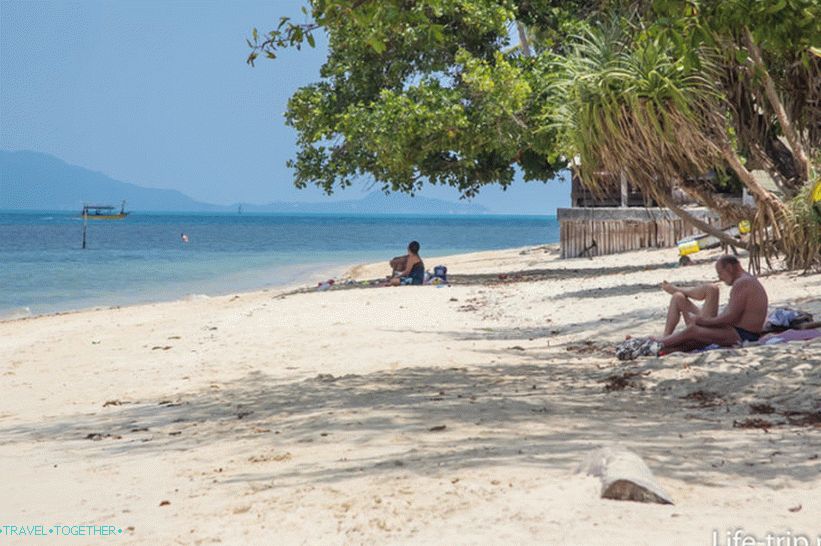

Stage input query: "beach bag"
[
  {"left": 616, "top": 337, "right": 661, "bottom": 361},
  {"left": 432, "top": 265, "right": 447, "bottom": 282},
  {"left": 764, "top": 308, "right": 814, "bottom": 332}
]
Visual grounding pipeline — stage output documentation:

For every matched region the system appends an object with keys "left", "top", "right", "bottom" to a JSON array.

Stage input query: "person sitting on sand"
[
  {"left": 388, "top": 241, "right": 425, "bottom": 286},
  {"left": 659, "top": 255, "right": 768, "bottom": 353}
]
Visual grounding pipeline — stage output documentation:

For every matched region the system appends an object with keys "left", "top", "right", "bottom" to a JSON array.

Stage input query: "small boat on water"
[{"left": 82, "top": 201, "right": 129, "bottom": 220}]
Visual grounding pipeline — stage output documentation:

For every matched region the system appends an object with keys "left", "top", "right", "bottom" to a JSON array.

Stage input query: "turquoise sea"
[{"left": 0, "top": 211, "right": 560, "bottom": 318}]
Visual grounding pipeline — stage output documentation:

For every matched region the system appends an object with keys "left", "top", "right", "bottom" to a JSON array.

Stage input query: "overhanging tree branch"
[{"left": 743, "top": 26, "right": 811, "bottom": 183}]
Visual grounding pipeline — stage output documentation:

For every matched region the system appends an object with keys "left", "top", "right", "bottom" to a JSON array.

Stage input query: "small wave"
[
  {"left": 183, "top": 294, "right": 210, "bottom": 301},
  {"left": 0, "top": 307, "right": 33, "bottom": 321}
]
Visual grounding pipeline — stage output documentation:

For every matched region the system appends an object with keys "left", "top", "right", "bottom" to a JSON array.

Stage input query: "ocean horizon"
[{"left": 0, "top": 210, "right": 560, "bottom": 318}]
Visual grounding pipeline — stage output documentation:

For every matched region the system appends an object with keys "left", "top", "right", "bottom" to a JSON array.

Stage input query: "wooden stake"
[{"left": 82, "top": 207, "right": 88, "bottom": 249}]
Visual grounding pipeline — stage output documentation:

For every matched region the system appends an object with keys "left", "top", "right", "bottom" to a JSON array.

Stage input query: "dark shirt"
[{"left": 408, "top": 261, "right": 425, "bottom": 285}]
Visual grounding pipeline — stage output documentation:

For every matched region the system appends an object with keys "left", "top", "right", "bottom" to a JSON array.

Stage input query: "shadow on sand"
[{"left": 2, "top": 347, "right": 818, "bottom": 489}]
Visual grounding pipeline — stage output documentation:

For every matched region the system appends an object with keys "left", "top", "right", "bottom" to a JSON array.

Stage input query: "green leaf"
[
  {"left": 250, "top": 0, "right": 814, "bottom": 247},
  {"left": 735, "top": 49, "right": 748, "bottom": 64},
  {"left": 765, "top": 0, "right": 786, "bottom": 14},
  {"left": 366, "top": 36, "right": 386, "bottom": 53}
]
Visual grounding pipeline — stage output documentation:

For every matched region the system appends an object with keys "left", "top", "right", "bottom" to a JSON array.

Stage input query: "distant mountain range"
[{"left": 0, "top": 150, "right": 488, "bottom": 215}]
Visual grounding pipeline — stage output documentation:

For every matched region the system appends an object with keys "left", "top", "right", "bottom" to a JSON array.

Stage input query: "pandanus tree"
[
  {"left": 694, "top": 0, "right": 820, "bottom": 270},
  {"left": 574, "top": 0, "right": 820, "bottom": 271},
  {"left": 248, "top": 0, "right": 819, "bottom": 269},
  {"left": 548, "top": 10, "right": 819, "bottom": 270}
]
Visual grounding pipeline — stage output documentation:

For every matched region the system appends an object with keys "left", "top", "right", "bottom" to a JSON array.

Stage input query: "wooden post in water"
[{"left": 82, "top": 206, "right": 88, "bottom": 249}]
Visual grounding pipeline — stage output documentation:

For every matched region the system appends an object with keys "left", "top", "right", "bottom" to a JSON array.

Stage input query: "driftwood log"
[{"left": 577, "top": 447, "right": 673, "bottom": 505}]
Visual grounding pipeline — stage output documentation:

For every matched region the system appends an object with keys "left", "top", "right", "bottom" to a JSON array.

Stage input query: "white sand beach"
[{"left": 1, "top": 245, "right": 819, "bottom": 545}]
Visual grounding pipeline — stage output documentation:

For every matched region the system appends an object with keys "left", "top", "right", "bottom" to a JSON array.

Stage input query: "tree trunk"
[
  {"left": 747, "top": 140, "right": 800, "bottom": 199},
  {"left": 720, "top": 144, "right": 788, "bottom": 231},
  {"left": 516, "top": 22, "right": 531, "bottom": 58},
  {"left": 658, "top": 193, "right": 750, "bottom": 250},
  {"left": 577, "top": 447, "right": 673, "bottom": 505},
  {"left": 743, "top": 27, "right": 811, "bottom": 183},
  {"left": 676, "top": 177, "right": 757, "bottom": 223}
]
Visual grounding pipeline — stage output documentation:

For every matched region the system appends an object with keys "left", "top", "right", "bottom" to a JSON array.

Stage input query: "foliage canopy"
[{"left": 250, "top": 0, "right": 820, "bottom": 267}]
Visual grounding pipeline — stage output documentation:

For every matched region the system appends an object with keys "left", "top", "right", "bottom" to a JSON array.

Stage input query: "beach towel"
[{"left": 761, "top": 328, "right": 821, "bottom": 345}]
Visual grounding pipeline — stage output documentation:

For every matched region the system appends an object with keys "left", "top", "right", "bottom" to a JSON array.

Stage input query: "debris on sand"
[
  {"left": 603, "top": 370, "right": 649, "bottom": 392},
  {"left": 681, "top": 390, "right": 725, "bottom": 408},
  {"left": 732, "top": 418, "right": 778, "bottom": 430}
]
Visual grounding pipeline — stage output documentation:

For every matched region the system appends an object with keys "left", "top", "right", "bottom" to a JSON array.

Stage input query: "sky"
[{"left": 0, "top": 0, "right": 570, "bottom": 214}]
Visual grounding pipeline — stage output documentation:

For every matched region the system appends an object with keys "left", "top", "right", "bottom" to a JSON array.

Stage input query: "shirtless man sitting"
[{"left": 659, "top": 255, "right": 768, "bottom": 354}]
